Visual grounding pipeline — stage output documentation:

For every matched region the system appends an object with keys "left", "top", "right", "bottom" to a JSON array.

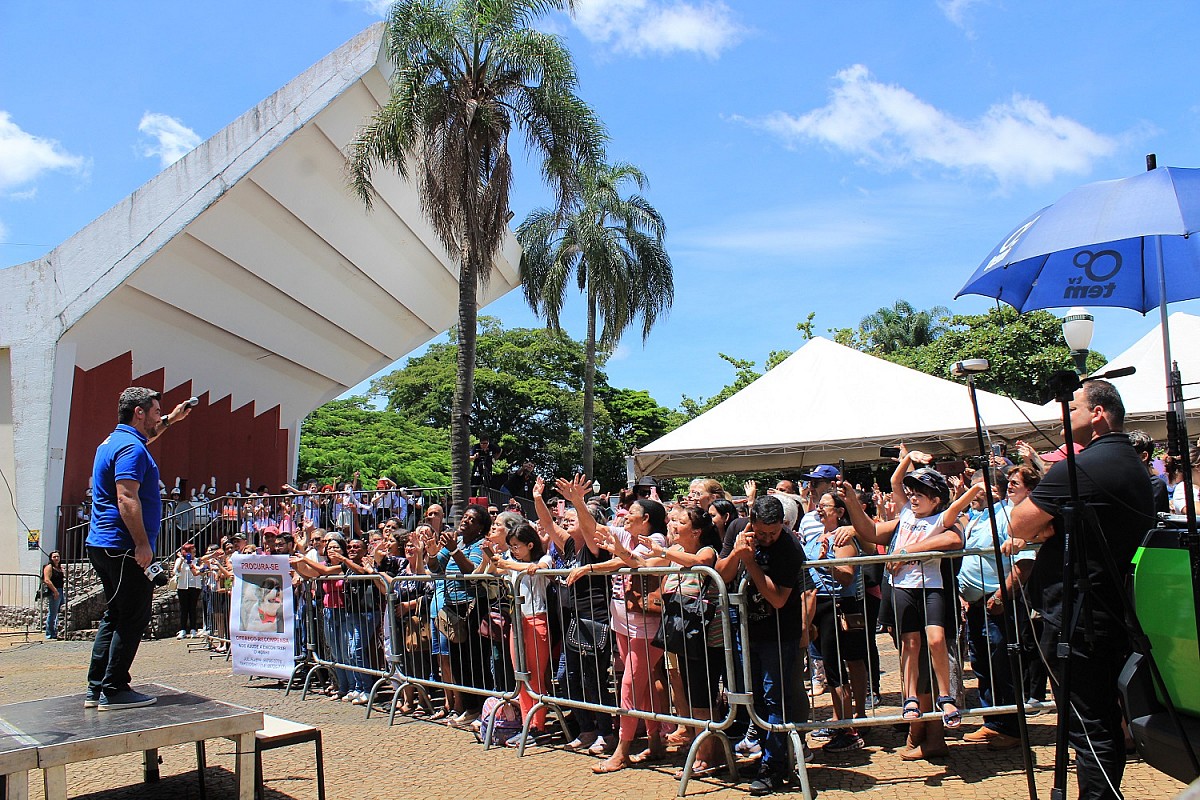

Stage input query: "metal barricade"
[
  {"left": 510, "top": 564, "right": 740, "bottom": 795},
  {"left": 381, "top": 571, "right": 521, "bottom": 740},
  {"left": 0, "top": 573, "right": 45, "bottom": 641},
  {"left": 739, "top": 545, "right": 1052, "bottom": 800},
  {"left": 301, "top": 573, "right": 393, "bottom": 706}
]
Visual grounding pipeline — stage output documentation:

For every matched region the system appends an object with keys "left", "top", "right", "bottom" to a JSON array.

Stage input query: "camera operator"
[
  {"left": 1006, "top": 379, "right": 1154, "bottom": 800},
  {"left": 84, "top": 387, "right": 193, "bottom": 711}
]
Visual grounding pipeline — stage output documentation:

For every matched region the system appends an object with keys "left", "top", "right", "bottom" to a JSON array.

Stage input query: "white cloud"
[
  {"left": 937, "top": 0, "right": 984, "bottom": 28},
  {"left": 570, "top": 0, "right": 743, "bottom": 57},
  {"left": 138, "top": 112, "right": 201, "bottom": 168},
  {"left": 0, "top": 111, "right": 87, "bottom": 193},
  {"left": 350, "top": 0, "right": 393, "bottom": 17},
  {"left": 746, "top": 64, "right": 1115, "bottom": 187}
]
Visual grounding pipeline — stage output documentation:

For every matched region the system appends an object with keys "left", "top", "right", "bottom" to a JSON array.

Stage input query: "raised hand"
[{"left": 533, "top": 475, "right": 545, "bottom": 498}]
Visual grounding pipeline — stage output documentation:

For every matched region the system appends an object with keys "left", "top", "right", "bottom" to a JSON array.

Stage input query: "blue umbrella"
[
  {"left": 957, "top": 165, "right": 1200, "bottom": 314},
  {"left": 957, "top": 164, "right": 1199, "bottom": 451}
]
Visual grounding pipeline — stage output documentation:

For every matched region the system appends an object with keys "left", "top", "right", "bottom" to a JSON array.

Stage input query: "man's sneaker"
[
  {"left": 98, "top": 689, "right": 157, "bottom": 712},
  {"left": 810, "top": 727, "right": 835, "bottom": 741},
  {"left": 505, "top": 731, "right": 536, "bottom": 748},
  {"left": 351, "top": 691, "right": 369, "bottom": 705},
  {"left": 823, "top": 730, "right": 864, "bottom": 753},
  {"left": 1024, "top": 698, "right": 1045, "bottom": 717},
  {"left": 83, "top": 687, "right": 101, "bottom": 709},
  {"left": 565, "top": 730, "right": 598, "bottom": 751},
  {"left": 748, "top": 771, "right": 787, "bottom": 796},
  {"left": 176, "top": 630, "right": 187, "bottom": 640},
  {"left": 864, "top": 692, "right": 882, "bottom": 710},
  {"left": 588, "top": 734, "right": 614, "bottom": 755},
  {"left": 734, "top": 734, "right": 762, "bottom": 757}
]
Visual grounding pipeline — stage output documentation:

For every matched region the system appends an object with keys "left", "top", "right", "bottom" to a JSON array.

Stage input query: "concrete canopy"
[
  {"left": 0, "top": 24, "right": 521, "bottom": 573},
  {"left": 632, "top": 336, "right": 1058, "bottom": 479}
]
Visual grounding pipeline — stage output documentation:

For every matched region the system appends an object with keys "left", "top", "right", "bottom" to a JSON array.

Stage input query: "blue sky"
[{"left": 3, "top": 0, "right": 1198, "bottom": 410}]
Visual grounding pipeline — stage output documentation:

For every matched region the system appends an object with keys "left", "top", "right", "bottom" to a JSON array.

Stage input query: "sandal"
[
  {"left": 673, "top": 760, "right": 719, "bottom": 779},
  {"left": 902, "top": 697, "right": 922, "bottom": 720},
  {"left": 429, "top": 707, "right": 451, "bottom": 721},
  {"left": 629, "top": 749, "right": 667, "bottom": 765},
  {"left": 592, "top": 757, "right": 631, "bottom": 774},
  {"left": 936, "top": 696, "right": 962, "bottom": 729},
  {"left": 666, "top": 730, "right": 694, "bottom": 747}
]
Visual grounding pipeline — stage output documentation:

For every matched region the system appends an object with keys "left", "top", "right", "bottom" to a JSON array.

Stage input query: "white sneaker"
[
  {"left": 187, "top": 630, "right": 197, "bottom": 638},
  {"left": 735, "top": 735, "right": 762, "bottom": 757},
  {"left": 351, "top": 692, "right": 369, "bottom": 705},
  {"left": 588, "top": 734, "right": 612, "bottom": 755},
  {"left": 176, "top": 630, "right": 187, "bottom": 640},
  {"left": 565, "top": 730, "right": 599, "bottom": 750}
]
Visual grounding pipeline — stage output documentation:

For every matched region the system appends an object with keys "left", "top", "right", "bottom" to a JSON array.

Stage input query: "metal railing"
[{"left": 188, "top": 542, "right": 1055, "bottom": 798}]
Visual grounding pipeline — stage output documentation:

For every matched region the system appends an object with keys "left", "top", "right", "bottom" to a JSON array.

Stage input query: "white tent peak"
[{"left": 634, "top": 336, "right": 1053, "bottom": 478}]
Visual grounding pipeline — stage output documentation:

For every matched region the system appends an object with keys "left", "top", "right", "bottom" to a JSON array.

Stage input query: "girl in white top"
[
  {"left": 840, "top": 450, "right": 971, "bottom": 757},
  {"left": 480, "top": 521, "right": 553, "bottom": 745}
]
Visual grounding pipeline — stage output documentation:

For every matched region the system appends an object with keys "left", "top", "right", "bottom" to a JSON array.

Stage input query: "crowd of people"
[{"left": 157, "top": 399, "right": 1182, "bottom": 796}]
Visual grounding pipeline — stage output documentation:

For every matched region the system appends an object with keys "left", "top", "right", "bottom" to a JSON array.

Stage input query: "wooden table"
[{"left": 0, "top": 683, "right": 262, "bottom": 800}]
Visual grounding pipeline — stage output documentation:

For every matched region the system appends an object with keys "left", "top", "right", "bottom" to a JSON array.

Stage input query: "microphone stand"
[{"left": 959, "top": 367, "right": 1038, "bottom": 800}]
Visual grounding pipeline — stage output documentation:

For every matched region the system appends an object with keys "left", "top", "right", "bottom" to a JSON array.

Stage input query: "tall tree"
[
  {"left": 859, "top": 299, "right": 949, "bottom": 354},
  {"left": 517, "top": 161, "right": 673, "bottom": 477},
  {"left": 348, "top": 0, "right": 605, "bottom": 515}
]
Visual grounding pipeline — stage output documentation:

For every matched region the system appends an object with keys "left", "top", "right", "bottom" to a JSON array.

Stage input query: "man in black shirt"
[
  {"left": 717, "top": 496, "right": 813, "bottom": 796},
  {"left": 1008, "top": 379, "right": 1154, "bottom": 800}
]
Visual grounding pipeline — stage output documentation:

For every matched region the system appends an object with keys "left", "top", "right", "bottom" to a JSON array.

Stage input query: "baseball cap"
[
  {"left": 262, "top": 525, "right": 280, "bottom": 536},
  {"left": 903, "top": 467, "right": 951, "bottom": 504},
  {"left": 800, "top": 465, "right": 840, "bottom": 481}
]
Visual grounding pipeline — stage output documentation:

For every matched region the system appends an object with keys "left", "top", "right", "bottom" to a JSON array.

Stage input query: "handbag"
[
  {"left": 436, "top": 599, "right": 469, "bottom": 644},
  {"left": 653, "top": 591, "right": 712, "bottom": 654},
  {"left": 479, "top": 608, "right": 509, "bottom": 641},
  {"left": 403, "top": 595, "right": 432, "bottom": 651},
  {"left": 565, "top": 616, "right": 611, "bottom": 655},
  {"left": 624, "top": 573, "right": 663, "bottom": 615},
  {"left": 837, "top": 598, "right": 867, "bottom": 632}
]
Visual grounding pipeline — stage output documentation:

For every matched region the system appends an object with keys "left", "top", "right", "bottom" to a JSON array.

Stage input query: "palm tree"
[
  {"left": 859, "top": 299, "right": 949, "bottom": 354},
  {"left": 348, "top": 0, "right": 605, "bottom": 514},
  {"left": 517, "top": 161, "right": 673, "bottom": 478}
]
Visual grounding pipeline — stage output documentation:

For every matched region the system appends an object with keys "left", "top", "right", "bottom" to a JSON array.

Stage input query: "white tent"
[
  {"left": 633, "top": 337, "right": 1057, "bottom": 478},
  {"left": 1071, "top": 311, "right": 1200, "bottom": 441}
]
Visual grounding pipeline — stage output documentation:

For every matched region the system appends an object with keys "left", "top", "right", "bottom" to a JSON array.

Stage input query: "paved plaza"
[{"left": 1, "top": 637, "right": 1187, "bottom": 799}]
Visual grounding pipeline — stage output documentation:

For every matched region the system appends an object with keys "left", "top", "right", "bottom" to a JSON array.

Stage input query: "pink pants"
[
  {"left": 511, "top": 613, "right": 550, "bottom": 731},
  {"left": 615, "top": 631, "right": 667, "bottom": 741}
]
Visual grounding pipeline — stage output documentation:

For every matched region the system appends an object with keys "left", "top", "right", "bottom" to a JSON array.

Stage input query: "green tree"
[
  {"left": 298, "top": 397, "right": 451, "bottom": 486},
  {"left": 679, "top": 353, "right": 764, "bottom": 418},
  {"left": 348, "top": 0, "right": 605, "bottom": 514},
  {"left": 517, "top": 161, "right": 673, "bottom": 479},
  {"left": 859, "top": 300, "right": 949, "bottom": 354},
  {"left": 881, "top": 306, "right": 1105, "bottom": 402}
]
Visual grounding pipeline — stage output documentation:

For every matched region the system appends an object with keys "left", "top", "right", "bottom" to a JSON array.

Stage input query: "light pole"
[{"left": 1061, "top": 306, "right": 1094, "bottom": 375}]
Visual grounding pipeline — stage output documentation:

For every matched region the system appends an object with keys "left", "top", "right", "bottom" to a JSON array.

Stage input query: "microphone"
[
  {"left": 1083, "top": 365, "right": 1136, "bottom": 382},
  {"left": 950, "top": 359, "right": 990, "bottom": 377}
]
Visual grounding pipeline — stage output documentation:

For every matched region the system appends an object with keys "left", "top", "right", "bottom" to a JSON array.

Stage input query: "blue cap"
[{"left": 800, "top": 465, "right": 840, "bottom": 481}]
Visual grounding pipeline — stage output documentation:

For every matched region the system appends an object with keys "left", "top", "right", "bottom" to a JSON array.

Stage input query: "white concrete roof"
[
  {"left": 0, "top": 23, "right": 521, "bottom": 573},
  {"left": 0, "top": 23, "right": 520, "bottom": 423}
]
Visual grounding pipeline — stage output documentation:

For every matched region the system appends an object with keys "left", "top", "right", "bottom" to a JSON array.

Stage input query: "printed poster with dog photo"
[{"left": 230, "top": 554, "right": 294, "bottom": 679}]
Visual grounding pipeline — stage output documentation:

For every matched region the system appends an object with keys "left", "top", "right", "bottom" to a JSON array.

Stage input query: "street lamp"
[{"left": 1062, "top": 306, "right": 1094, "bottom": 375}]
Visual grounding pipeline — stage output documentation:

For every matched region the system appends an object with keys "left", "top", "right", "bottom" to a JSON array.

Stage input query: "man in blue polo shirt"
[{"left": 86, "top": 387, "right": 192, "bottom": 710}]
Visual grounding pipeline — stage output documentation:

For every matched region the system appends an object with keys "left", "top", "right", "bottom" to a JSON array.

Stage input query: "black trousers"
[
  {"left": 1042, "top": 623, "right": 1130, "bottom": 800},
  {"left": 177, "top": 587, "right": 201, "bottom": 631},
  {"left": 87, "top": 546, "right": 154, "bottom": 695}
]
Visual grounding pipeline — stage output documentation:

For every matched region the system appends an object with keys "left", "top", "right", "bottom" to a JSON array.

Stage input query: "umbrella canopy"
[{"left": 956, "top": 166, "right": 1200, "bottom": 313}]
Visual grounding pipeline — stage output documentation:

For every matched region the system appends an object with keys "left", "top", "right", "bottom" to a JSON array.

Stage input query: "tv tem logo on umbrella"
[{"left": 1064, "top": 248, "right": 1122, "bottom": 300}]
